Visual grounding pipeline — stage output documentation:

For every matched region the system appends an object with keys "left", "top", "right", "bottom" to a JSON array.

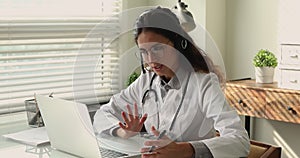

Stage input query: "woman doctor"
[{"left": 93, "top": 7, "right": 250, "bottom": 158}]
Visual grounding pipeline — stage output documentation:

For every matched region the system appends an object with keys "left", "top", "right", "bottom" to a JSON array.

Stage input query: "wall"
[
  {"left": 206, "top": 0, "right": 226, "bottom": 63},
  {"left": 226, "top": 0, "right": 279, "bottom": 80}
]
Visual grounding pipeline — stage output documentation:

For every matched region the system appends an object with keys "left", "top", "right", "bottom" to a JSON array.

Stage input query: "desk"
[
  {"left": 225, "top": 79, "right": 300, "bottom": 135},
  {"left": 0, "top": 118, "right": 52, "bottom": 158},
  {"left": 0, "top": 113, "right": 142, "bottom": 158}
]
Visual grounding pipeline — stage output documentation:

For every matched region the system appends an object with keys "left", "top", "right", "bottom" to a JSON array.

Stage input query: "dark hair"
[{"left": 134, "top": 7, "right": 212, "bottom": 73}]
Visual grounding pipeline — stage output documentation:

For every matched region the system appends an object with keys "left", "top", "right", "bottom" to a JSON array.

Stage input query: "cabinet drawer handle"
[
  {"left": 238, "top": 99, "right": 247, "bottom": 107},
  {"left": 287, "top": 106, "right": 297, "bottom": 115},
  {"left": 290, "top": 55, "right": 298, "bottom": 58},
  {"left": 289, "top": 80, "right": 298, "bottom": 83}
]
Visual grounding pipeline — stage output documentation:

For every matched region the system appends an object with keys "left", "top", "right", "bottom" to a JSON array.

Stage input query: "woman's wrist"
[
  {"left": 177, "top": 142, "right": 195, "bottom": 158},
  {"left": 116, "top": 128, "right": 128, "bottom": 138},
  {"left": 116, "top": 128, "right": 138, "bottom": 139}
]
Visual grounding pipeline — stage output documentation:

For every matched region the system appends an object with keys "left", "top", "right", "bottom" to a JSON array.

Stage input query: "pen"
[{"left": 148, "top": 130, "right": 166, "bottom": 152}]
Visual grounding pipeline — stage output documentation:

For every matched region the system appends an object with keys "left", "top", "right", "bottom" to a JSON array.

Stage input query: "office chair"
[{"left": 248, "top": 140, "right": 281, "bottom": 158}]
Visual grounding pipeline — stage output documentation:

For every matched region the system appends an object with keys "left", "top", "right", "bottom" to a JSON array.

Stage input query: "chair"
[
  {"left": 247, "top": 140, "right": 281, "bottom": 158},
  {"left": 215, "top": 131, "right": 281, "bottom": 158}
]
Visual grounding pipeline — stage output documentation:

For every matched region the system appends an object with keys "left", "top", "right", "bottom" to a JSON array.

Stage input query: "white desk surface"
[
  {"left": 0, "top": 115, "right": 53, "bottom": 158},
  {"left": 0, "top": 113, "right": 144, "bottom": 158}
]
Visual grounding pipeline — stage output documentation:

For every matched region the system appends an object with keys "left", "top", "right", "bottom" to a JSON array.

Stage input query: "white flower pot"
[{"left": 255, "top": 67, "right": 274, "bottom": 83}]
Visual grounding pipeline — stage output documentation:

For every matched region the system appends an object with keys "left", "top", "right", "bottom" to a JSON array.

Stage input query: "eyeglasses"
[{"left": 135, "top": 41, "right": 170, "bottom": 61}]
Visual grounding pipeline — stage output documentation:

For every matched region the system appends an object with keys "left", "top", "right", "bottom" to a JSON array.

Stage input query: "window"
[{"left": 0, "top": 0, "right": 122, "bottom": 115}]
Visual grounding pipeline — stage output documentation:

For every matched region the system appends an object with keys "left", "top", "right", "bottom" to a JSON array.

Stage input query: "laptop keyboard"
[{"left": 99, "top": 147, "right": 128, "bottom": 158}]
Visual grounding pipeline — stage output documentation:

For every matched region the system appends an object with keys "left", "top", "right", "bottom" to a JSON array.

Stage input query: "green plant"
[
  {"left": 126, "top": 72, "right": 140, "bottom": 87},
  {"left": 253, "top": 49, "right": 278, "bottom": 68}
]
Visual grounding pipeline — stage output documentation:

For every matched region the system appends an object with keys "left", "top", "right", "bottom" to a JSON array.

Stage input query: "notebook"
[{"left": 35, "top": 94, "right": 140, "bottom": 158}]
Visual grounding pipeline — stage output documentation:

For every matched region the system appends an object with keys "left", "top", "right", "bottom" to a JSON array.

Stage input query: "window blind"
[{"left": 0, "top": 0, "right": 122, "bottom": 115}]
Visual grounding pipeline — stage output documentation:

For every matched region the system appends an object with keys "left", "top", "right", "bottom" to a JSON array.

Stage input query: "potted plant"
[
  {"left": 253, "top": 49, "right": 278, "bottom": 83},
  {"left": 126, "top": 71, "right": 140, "bottom": 87}
]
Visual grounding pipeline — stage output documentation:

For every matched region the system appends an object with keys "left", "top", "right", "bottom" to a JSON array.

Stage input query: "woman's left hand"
[{"left": 140, "top": 126, "right": 194, "bottom": 158}]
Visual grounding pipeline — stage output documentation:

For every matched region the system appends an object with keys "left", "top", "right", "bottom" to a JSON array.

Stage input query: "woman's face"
[{"left": 137, "top": 31, "right": 179, "bottom": 80}]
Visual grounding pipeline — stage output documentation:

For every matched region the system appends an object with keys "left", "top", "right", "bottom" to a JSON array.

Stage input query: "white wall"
[
  {"left": 206, "top": 0, "right": 226, "bottom": 62},
  {"left": 226, "top": 0, "right": 279, "bottom": 80}
]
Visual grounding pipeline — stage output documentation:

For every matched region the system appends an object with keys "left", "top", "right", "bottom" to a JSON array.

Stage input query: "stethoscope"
[{"left": 141, "top": 71, "right": 191, "bottom": 132}]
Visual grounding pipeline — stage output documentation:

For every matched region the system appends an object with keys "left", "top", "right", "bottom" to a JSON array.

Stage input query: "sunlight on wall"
[{"left": 273, "top": 130, "right": 297, "bottom": 158}]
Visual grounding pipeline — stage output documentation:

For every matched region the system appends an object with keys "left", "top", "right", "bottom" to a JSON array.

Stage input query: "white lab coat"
[{"left": 93, "top": 67, "right": 250, "bottom": 158}]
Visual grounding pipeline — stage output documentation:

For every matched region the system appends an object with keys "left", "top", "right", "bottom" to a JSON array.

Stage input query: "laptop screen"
[{"left": 35, "top": 94, "right": 101, "bottom": 157}]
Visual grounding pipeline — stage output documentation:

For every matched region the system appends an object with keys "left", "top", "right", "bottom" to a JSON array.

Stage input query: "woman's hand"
[
  {"left": 141, "top": 126, "right": 194, "bottom": 158},
  {"left": 116, "top": 103, "right": 147, "bottom": 139}
]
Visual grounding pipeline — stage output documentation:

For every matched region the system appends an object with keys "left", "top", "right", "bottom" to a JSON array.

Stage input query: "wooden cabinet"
[{"left": 225, "top": 80, "right": 300, "bottom": 124}]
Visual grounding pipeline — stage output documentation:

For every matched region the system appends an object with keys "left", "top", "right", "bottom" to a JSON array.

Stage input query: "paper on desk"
[{"left": 2, "top": 127, "right": 50, "bottom": 146}]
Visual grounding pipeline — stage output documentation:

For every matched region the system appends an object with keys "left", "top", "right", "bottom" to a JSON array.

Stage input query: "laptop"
[{"left": 35, "top": 94, "right": 141, "bottom": 158}]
